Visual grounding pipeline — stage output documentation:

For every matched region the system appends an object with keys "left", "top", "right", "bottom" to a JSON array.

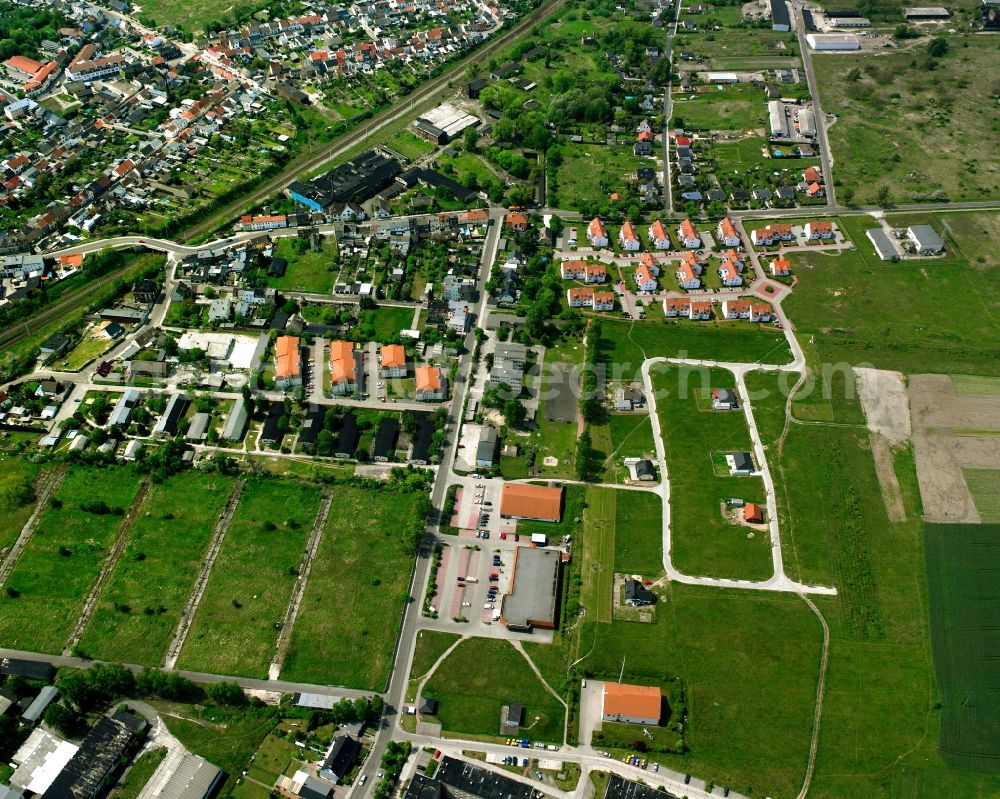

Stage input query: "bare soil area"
[{"left": 908, "top": 374, "right": 1000, "bottom": 523}]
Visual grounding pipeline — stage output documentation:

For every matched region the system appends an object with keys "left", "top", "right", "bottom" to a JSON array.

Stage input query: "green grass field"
[
  {"left": 385, "top": 129, "right": 437, "bottom": 159},
  {"left": 177, "top": 479, "right": 323, "bottom": 678},
  {"left": 950, "top": 374, "right": 1000, "bottom": 395},
  {"left": 79, "top": 472, "right": 236, "bottom": 665},
  {"left": 923, "top": 523, "right": 1000, "bottom": 772},
  {"left": 423, "top": 637, "right": 565, "bottom": 742},
  {"left": 410, "top": 630, "right": 462, "bottom": 680},
  {"left": 267, "top": 237, "right": 337, "bottom": 294},
  {"left": 651, "top": 365, "right": 772, "bottom": 581},
  {"left": 598, "top": 320, "right": 792, "bottom": 381},
  {"left": 136, "top": 0, "right": 264, "bottom": 33},
  {"left": 508, "top": 338, "right": 586, "bottom": 480},
  {"left": 61, "top": 331, "right": 114, "bottom": 371},
  {"left": 962, "top": 470, "right": 1000, "bottom": 522},
  {"left": 0, "top": 467, "right": 143, "bottom": 653},
  {"left": 245, "top": 735, "right": 300, "bottom": 784},
  {"left": 581, "top": 487, "right": 616, "bottom": 623},
  {"left": 0, "top": 457, "right": 41, "bottom": 554},
  {"left": 157, "top": 705, "right": 278, "bottom": 798},
  {"left": 813, "top": 39, "right": 1000, "bottom": 204},
  {"left": 675, "top": 28, "right": 800, "bottom": 67},
  {"left": 593, "top": 413, "right": 656, "bottom": 483},
  {"left": 672, "top": 84, "right": 766, "bottom": 131},
  {"left": 555, "top": 144, "right": 653, "bottom": 210},
  {"left": 614, "top": 490, "right": 664, "bottom": 576},
  {"left": 782, "top": 213, "right": 1000, "bottom": 377},
  {"left": 356, "top": 305, "right": 415, "bottom": 342},
  {"left": 280, "top": 484, "right": 425, "bottom": 689},
  {"left": 110, "top": 747, "right": 166, "bottom": 799},
  {"left": 582, "top": 586, "right": 820, "bottom": 798}
]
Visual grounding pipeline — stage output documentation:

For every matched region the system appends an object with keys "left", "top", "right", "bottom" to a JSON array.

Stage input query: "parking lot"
[{"left": 435, "top": 479, "right": 556, "bottom": 642}]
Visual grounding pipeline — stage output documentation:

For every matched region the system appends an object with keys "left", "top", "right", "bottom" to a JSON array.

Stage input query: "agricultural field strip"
[
  {"left": 164, "top": 479, "right": 245, "bottom": 668},
  {"left": 0, "top": 468, "right": 66, "bottom": 587},
  {"left": 66, "top": 481, "right": 152, "bottom": 650},
  {"left": 269, "top": 491, "right": 334, "bottom": 678}
]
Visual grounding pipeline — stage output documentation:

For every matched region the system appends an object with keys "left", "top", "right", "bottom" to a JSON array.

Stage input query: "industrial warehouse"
[{"left": 412, "top": 103, "right": 480, "bottom": 144}]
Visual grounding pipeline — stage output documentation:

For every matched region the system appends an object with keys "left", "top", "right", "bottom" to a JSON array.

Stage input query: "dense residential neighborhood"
[{"left": 0, "top": 1, "right": 995, "bottom": 799}]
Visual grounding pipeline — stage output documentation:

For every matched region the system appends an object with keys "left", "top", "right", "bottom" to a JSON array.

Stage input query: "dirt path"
[
  {"left": 869, "top": 433, "right": 906, "bottom": 523},
  {"left": 269, "top": 491, "right": 333, "bottom": 680},
  {"left": 66, "top": 480, "right": 151, "bottom": 653},
  {"left": 165, "top": 479, "right": 245, "bottom": 669},
  {"left": 511, "top": 640, "right": 569, "bottom": 746},
  {"left": 795, "top": 593, "right": 831, "bottom": 799},
  {"left": 0, "top": 466, "right": 66, "bottom": 587}
]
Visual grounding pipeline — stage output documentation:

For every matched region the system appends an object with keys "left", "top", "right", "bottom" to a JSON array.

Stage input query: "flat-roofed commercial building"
[
  {"left": 500, "top": 546, "right": 563, "bottom": 632},
  {"left": 866, "top": 228, "right": 900, "bottom": 261},
  {"left": 806, "top": 33, "right": 860, "bottom": 49}
]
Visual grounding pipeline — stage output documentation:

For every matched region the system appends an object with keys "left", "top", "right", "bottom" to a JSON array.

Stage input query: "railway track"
[
  {"left": 0, "top": 0, "right": 563, "bottom": 359},
  {"left": 179, "top": 0, "right": 567, "bottom": 243}
]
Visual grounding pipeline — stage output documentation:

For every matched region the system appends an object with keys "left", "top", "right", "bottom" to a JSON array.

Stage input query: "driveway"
[{"left": 577, "top": 680, "right": 605, "bottom": 746}]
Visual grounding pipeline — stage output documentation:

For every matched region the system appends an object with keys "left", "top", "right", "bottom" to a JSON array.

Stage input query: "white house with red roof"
[
  {"left": 593, "top": 290, "right": 615, "bottom": 311},
  {"left": 663, "top": 296, "right": 691, "bottom": 317},
  {"left": 770, "top": 257, "right": 791, "bottom": 276},
  {"left": 619, "top": 221, "right": 640, "bottom": 251},
  {"left": 717, "top": 260, "right": 742, "bottom": 287},
  {"left": 634, "top": 263, "right": 657, "bottom": 292},
  {"left": 560, "top": 260, "right": 607, "bottom": 283},
  {"left": 587, "top": 217, "right": 608, "bottom": 248},
  {"left": 750, "top": 224, "right": 794, "bottom": 246},
  {"left": 676, "top": 263, "right": 700, "bottom": 290},
  {"left": 648, "top": 220, "right": 671, "bottom": 250},
  {"left": 690, "top": 300, "right": 712, "bottom": 320},
  {"left": 677, "top": 219, "right": 701, "bottom": 248},
  {"left": 638, "top": 252, "right": 660, "bottom": 276},
  {"left": 722, "top": 249, "right": 744, "bottom": 272},
  {"left": 716, "top": 218, "right": 741, "bottom": 248},
  {"left": 804, "top": 221, "right": 834, "bottom": 239}
]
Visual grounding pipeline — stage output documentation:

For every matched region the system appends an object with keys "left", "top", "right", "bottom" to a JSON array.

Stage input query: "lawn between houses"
[
  {"left": 265, "top": 236, "right": 338, "bottom": 295},
  {"left": 177, "top": 478, "right": 324, "bottom": 678},
  {"left": 422, "top": 637, "right": 565, "bottom": 744},
  {"left": 79, "top": 471, "right": 236, "bottom": 665},
  {"left": 650, "top": 364, "right": 773, "bottom": 582},
  {"left": 279, "top": 483, "right": 427, "bottom": 689},
  {"left": 0, "top": 466, "right": 144, "bottom": 654}
]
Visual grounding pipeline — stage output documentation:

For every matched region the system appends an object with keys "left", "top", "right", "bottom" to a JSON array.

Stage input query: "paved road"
[
  {"left": 400, "top": 737, "right": 723, "bottom": 799},
  {"left": 660, "top": 0, "right": 683, "bottom": 213},
  {"left": 355, "top": 209, "right": 505, "bottom": 797},
  {"left": 789, "top": 1, "right": 836, "bottom": 207}
]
